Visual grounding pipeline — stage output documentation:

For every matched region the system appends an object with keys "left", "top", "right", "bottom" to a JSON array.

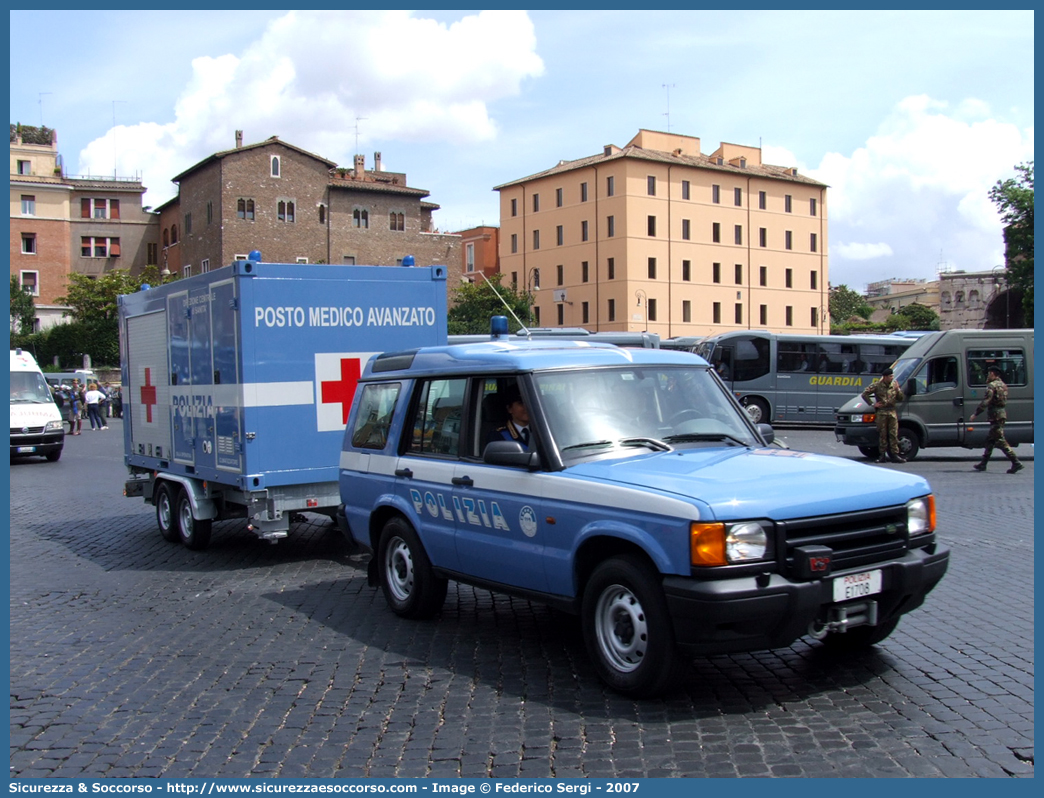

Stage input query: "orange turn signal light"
[
  {"left": 926, "top": 494, "right": 937, "bottom": 533},
  {"left": 691, "top": 523, "right": 727, "bottom": 566}
]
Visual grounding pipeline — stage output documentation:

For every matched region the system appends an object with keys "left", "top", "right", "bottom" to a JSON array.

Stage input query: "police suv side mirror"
[
  {"left": 756, "top": 423, "right": 776, "bottom": 446},
  {"left": 483, "top": 440, "right": 541, "bottom": 470}
]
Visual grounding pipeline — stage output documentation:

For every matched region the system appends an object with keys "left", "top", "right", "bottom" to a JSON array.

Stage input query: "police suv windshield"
[{"left": 533, "top": 366, "right": 759, "bottom": 457}]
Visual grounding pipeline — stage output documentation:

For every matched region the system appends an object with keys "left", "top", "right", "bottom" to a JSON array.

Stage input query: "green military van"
[{"left": 834, "top": 329, "right": 1033, "bottom": 460}]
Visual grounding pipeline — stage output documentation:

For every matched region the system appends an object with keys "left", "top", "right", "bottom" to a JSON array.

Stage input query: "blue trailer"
[{"left": 120, "top": 254, "right": 447, "bottom": 549}]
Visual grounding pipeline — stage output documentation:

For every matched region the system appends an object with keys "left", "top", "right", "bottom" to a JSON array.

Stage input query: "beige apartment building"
[{"left": 495, "top": 130, "right": 829, "bottom": 337}]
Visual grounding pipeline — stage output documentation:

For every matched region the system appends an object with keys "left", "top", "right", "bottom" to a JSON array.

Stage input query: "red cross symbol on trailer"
[
  {"left": 140, "top": 367, "right": 158, "bottom": 423},
  {"left": 320, "top": 357, "right": 362, "bottom": 425}
]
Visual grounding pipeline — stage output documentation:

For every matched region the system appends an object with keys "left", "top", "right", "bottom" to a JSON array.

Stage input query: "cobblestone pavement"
[{"left": 9, "top": 424, "right": 1034, "bottom": 778}]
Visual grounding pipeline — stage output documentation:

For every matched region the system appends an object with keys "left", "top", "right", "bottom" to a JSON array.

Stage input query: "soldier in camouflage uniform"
[
  {"left": 969, "top": 365, "right": 1024, "bottom": 474},
  {"left": 860, "top": 367, "right": 906, "bottom": 463}
]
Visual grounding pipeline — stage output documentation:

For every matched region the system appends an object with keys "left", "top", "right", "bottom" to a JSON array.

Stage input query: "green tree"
[
  {"left": 448, "top": 274, "right": 534, "bottom": 335},
  {"left": 989, "top": 161, "right": 1033, "bottom": 318},
  {"left": 885, "top": 303, "right": 940, "bottom": 332},
  {"left": 829, "top": 285, "right": 873, "bottom": 323},
  {"left": 10, "top": 276, "right": 37, "bottom": 335}
]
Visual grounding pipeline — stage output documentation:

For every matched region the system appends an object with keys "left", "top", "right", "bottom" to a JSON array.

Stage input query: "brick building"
[
  {"left": 495, "top": 129, "right": 829, "bottom": 337},
  {"left": 456, "top": 225, "right": 500, "bottom": 284},
  {"left": 155, "top": 133, "right": 460, "bottom": 277}
]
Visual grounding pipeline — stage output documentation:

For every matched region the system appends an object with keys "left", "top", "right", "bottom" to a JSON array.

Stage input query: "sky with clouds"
[{"left": 9, "top": 9, "right": 1034, "bottom": 291}]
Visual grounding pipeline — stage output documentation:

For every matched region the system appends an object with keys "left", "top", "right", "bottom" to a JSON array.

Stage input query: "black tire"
[
  {"left": 176, "top": 487, "right": 212, "bottom": 551},
  {"left": 897, "top": 427, "right": 920, "bottom": 460},
  {"left": 743, "top": 397, "right": 770, "bottom": 425},
  {"left": 581, "top": 556, "right": 685, "bottom": 698},
  {"left": 155, "top": 482, "right": 179, "bottom": 542},
  {"left": 822, "top": 617, "right": 899, "bottom": 652},
  {"left": 857, "top": 445, "right": 880, "bottom": 459},
  {"left": 45, "top": 449, "right": 62, "bottom": 462},
  {"left": 377, "top": 516, "right": 447, "bottom": 619}
]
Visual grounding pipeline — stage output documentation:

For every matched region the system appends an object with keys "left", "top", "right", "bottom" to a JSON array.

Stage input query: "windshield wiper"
[
  {"left": 561, "top": 440, "right": 613, "bottom": 452},
  {"left": 619, "top": 437, "right": 673, "bottom": 452},
  {"left": 663, "top": 433, "right": 750, "bottom": 447}
]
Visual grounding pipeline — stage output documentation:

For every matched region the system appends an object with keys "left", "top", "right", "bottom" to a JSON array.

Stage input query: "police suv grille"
[{"left": 779, "top": 505, "right": 909, "bottom": 575}]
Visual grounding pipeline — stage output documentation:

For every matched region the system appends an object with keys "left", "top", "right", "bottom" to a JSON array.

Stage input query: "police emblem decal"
[{"left": 519, "top": 506, "right": 538, "bottom": 538}]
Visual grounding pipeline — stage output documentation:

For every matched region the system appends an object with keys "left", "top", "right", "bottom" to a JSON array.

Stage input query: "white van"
[{"left": 10, "top": 349, "right": 65, "bottom": 461}]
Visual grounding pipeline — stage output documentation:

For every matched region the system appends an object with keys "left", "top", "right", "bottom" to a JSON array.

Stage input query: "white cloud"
[
  {"left": 808, "top": 95, "right": 1033, "bottom": 288},
  {"left": 78, "top": 10, "right": 544, "bottom": 206}
]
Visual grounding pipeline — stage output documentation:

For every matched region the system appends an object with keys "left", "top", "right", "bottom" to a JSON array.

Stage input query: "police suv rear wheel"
[
  {"left": 378, "top": 517, "right": 447, "bottom": 619},
  {"left": 176, "top": 488, "right": 212, "bottom": 551},
  {"left": 155, "top": 482, "right": 178, "bottom": 542},
  {"left": 582, "top": 556, "right": 685, "bottom": 698}
]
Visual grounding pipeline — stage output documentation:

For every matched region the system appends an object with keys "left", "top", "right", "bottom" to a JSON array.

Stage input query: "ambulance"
[
  {"left": 120, "top": 252, "right": 448, "bottom": 549},
  {"left": 10, "top": 348, "right": 65, "bottom": 462}
]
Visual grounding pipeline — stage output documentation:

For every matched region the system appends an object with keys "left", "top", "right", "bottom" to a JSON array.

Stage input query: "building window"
[
  {"left": 582, "top": 301, "right": 590, "bottom": 324},
  {"left": 735, "top": 304, "right": 743, "bottom": 325},
  {"left": 556, "top": 187, "right": 563, "bottom": 207},
  {"left": 390, "top": 212, "right": 405, "bottom": 231},
  {"left": 760, "top": 266, "right": 768, "bottom": 286},
  {"left": 171, "top": 224, "right": 178, "bottom": 244},
  {"left": 510, "top": 234, "right": 518, "bottom": 254},
  {"left": 237, "top": 198, "right": 255, "bottom": 220},
  {"left": 606, "top": 176, "right": 615, "bottom": 197},
  {"left": 810, "top": 232, "right": 817, "bottom": 252},
  {"left": 343, "top": 255, "right": 356, "bottom": 265},
  {"left": 712, "top": 185, "right": 720, "bottom": 204},
  {"left": 734, "top": 225, "right": 742, "bottom": 245},
  {"left": 533, "top": 194, "right": 540, "bottom": 213},
  {"left": 533, "top": 229, "right": 540, "bottom": 250},
  {"left": 580, "top": 182, "right": 589, "bottom": 202},
  {"left": 647, "top": 175, "right": 656, "bottom": 196},
  {"left": 534, "top": 306, "right": 541, "bottom": 325},
  {"left": 785, "top": 194, "right": 792, "bottom": 213},
  {"left": 184, "top": 212, "right": 192, "bottom": 235},
  {"left": 465, "top": 243, "right": 475, "bottom": 273},
  {"left": 648, "top": 298, "right": 657, "bottom": 321},
  {"left": 556, "top": 264, "right": 564, "bottom": 286},
  {"left": 607, "top": 216, "right": 615, "bottom": 237},
  {"left": 81, "top": 198, "right": 120, "bottom": 219},
  {"left": 760, "top": 305, "right": 768, "bottom": 325},
  {"left": 163, "top": 229, "right": 169, "bottom": 247},
  {"left": 647, "top": 216, "right": 656, "bottom": 237},
  {"left": 184, "top": 265, "right": 192, "bottom": 278},
  {"left": 201, "top": 259, "right": 210, "bottom": 274},
  {"left": 682, "top": 300, "right": 691, "bottom": 323},
  {"left": 511, "top": 198, "right": 518, "bottom": 217},
  {"left": 734, "top": 187, "right": 742, "bottom": 206},
  {"left": 608, "top": 298, "right": 616, "bottom": 322},
  {"left": 511, "top": 272, "right": 518, "bottom": 287},
  {"left": 759, "top": 191, "right": 767, "bottom": 210},
  {"left": 682, "top": 260, "right": 691, "bottom": 281},
  {"left": 712, "top": 302, "right": 721, "bottom": 324},
  {"left": 81, "top": 236, "right": 120, "bottom": 257},
  {"left": 20, "top": 271, "right": 39, "bottom": 296},
  {"left": 785, "top": 230, "right": 793, "bottom": 250},
  {"left": 811, "top": 307, "right": 819, "bottom": 328},
  {"left": 531, "top": 268, "right": 540, "bottom": 289},
  {"left": 21, "top": 195, "right": 35, "bottom": 216},
  {"left": 557, "top": 304, "right": 564, "bottom": 325},
  {"left": 147, "top": 243, "right": 158, "bottom": 265},
  {"left": 353, "top": 208, "right": 369, "bottom": 228},
  {"left": 681, "top": 180, "right": 690, "bottom": 200},
  {"left": 271, "top": 156, "right": 280, "bottom": 177},
  {"left": 785, "top": 269, "right": 793, "bottom": 288},
  {"left": 712, "top": 222, "right": 721, "bottom": 243},
  {"left": 759, "top": 227, "right": 767, "bottom": 248},
  {"left": 712, "top": 262, "right": 721, "bottom": 284},
  {"left": 277, "top": 201, "right": 296, "bottom": 223},
  {"left": 607, "top": 257, "right": 615, "bottom": 280},
  {"left": 581, "top": 220, "right": 589, "bottom": 242},
  {"left": 556, "top": 225, "right": 564, "bottom": 246},
  {"left": 810, "top": 197, "right": 818, "bottom": 216},
  {"left": 648, "top": 257, "right": 656, "bottom": 279},
  {"left": 17, "top": 160, "right": 31, "bottom": 175},
  {"left": 682, "top": 219, "right": 691, "bottom": 240},
  {"left": 21, "top": 233, "right": 36, "bottom": 255},
  {"left": 318, "top": 204, "right": 327, "bottom": 225},
  {"left": 786, "top": 306, "right": 794, "bottom": 326},
  {"left": 581, "top": 261, "right": 589, "bottom": 282},
  {"left": 735, "top": 264, "right": 743, "bottom": 285},
  {"left": 810, "top": 271, "right": 818, "bottom": 290}
]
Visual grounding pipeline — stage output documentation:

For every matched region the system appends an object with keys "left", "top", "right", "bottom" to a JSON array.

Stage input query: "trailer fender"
[{"left": 154, "top": 475, "right": 218, "bottom": 521}]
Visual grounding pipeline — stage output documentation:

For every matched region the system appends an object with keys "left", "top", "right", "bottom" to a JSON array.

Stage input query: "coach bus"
[{"left": 695, "top": 331, "right": 914, "bottom": 424}]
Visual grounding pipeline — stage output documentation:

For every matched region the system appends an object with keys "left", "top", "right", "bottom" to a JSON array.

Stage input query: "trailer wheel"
[
  {"left": 155, "top": 482, "right": 179, "bottom": 542},
  {"left": 377, "top": 517, "right": 446, "bottom": 619},
  {"left": 581, "top": 555, "right": 685, "bottom": 698},
  {"left": 176, "top": 487, "right": 212, "bottom": 551}
]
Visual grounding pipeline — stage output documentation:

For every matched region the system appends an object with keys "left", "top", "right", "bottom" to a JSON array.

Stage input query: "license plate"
[
  {"left": 833, "top": 569, "right": 882, "bottom": 602},
  {"left": 16, "top": 446, "right": 36, "bottom": 453}
]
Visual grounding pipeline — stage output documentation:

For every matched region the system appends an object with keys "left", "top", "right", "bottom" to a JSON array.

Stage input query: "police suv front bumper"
[{"left": 662, "top": 545, "right": 949, "bottom": 655}]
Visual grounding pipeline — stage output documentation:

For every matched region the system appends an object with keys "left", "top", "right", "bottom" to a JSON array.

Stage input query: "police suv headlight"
[
  {"left": 907, "top": 495, "right": 936, "bottom": 537},
  {"left": 45, "top": 420, "right": 64, "bottom": 433},
  {"left": 691, "top": 521, "right": 770, "bottom": 565}
]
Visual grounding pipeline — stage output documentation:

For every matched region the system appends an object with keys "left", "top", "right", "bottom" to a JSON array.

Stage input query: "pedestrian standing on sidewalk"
[
  {"left": 860, "top": 367, "right": 906, "bottom": 463},
  {"left": 68, "top": 379, "right": 83, "bottom": 435},
  {"left": 84, "top": 383, "right": 109, "bottom": 431},
  {"left": 969, "top": 365, "right": 1023, "bottom": 474}
]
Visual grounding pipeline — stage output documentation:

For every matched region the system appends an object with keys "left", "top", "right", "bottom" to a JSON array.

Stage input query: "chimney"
[
  {"left": 354, "top": 154, "right": 366, "bottom": 178},
  {"left": 235, "top": 130, "right": 243, "bottom": 149},
  {"left": 374, "top": 151, "right": 382, "bottom": 172}
]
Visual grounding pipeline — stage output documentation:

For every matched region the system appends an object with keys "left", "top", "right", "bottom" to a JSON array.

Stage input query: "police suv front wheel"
[
  {"left": 378, "top": 517, "right": 447, "bottom": 619},
  {"left": 581, "top": 556, "right": 685, "bottom": 698}
]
